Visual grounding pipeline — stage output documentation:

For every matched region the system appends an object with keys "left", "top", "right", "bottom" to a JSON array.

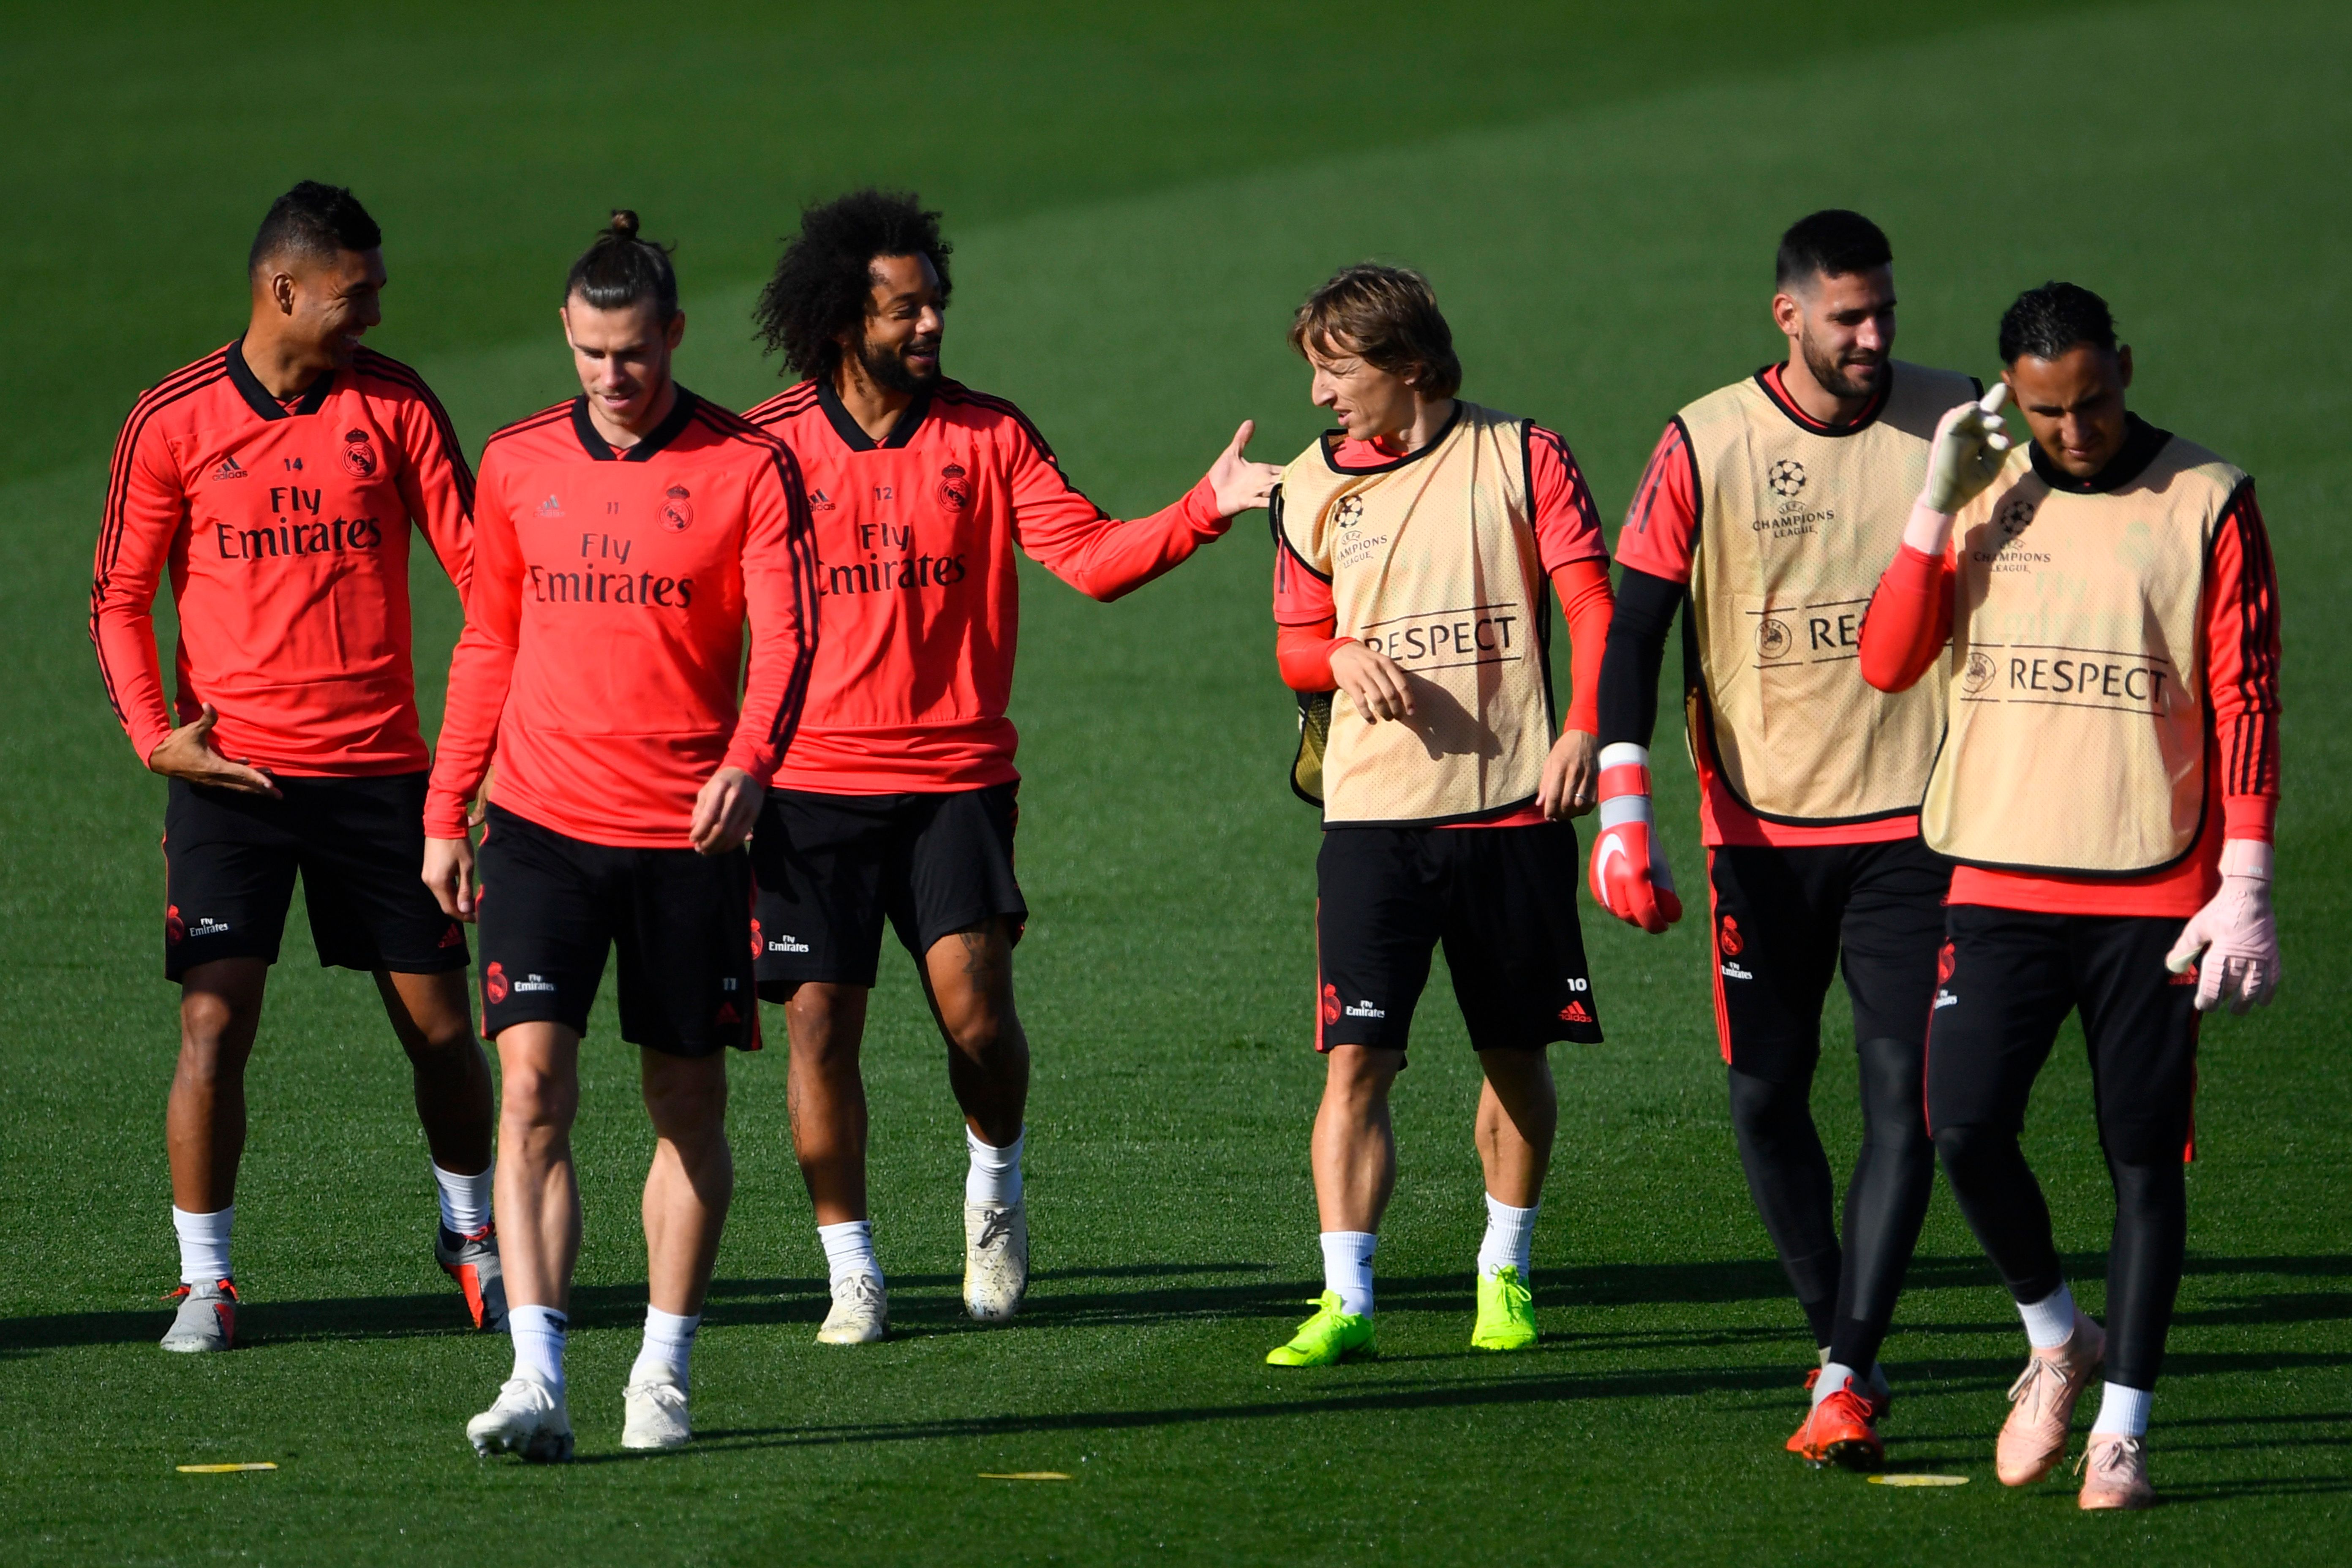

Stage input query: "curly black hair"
[{"left": 752, "top": 190, "right": 953, "bottom": 383}]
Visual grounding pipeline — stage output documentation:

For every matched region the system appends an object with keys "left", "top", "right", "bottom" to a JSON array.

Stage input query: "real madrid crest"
[
  {"left": 659, "top": 484, "right": 694, "bottom": 533},
  {"left": 938, "top": 462, "right": 970, "bottom": 513},
  {"left": 341, "top": 427, "right": 378, "bottom": 478}
]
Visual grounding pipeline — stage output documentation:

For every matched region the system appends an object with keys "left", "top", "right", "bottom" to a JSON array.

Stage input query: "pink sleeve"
[
  {"left": 1857, "top": 543, "right": 1954, "bottom": 693},
  {"left": 425, "top": 449, "right": 522, "bottom": 837},
  {"left": 1612, "top": 421, "right": 1701, "bottom": 585},
  {"left": 1526, "top": 425, "right": 1609, "bottom": 572},
  {"left": 1005, "top": 422, "right": 1230, "bottom": 602},
  {"left": 2204, "top": 484, "right": 2281, "bottom": 841},
  {"left": 721, "top": 443, "right": 820, "bottom": 786},
  {"left": 392, "top": 381, "right": 476, "bottom": 602},
  {"left": 90, "top": 408, "right": 185, "bottom": 764}
]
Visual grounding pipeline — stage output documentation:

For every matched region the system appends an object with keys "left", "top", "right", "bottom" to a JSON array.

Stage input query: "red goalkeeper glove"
[{"left": 1587, "top": 743, "right": 1683, "bottom": 934}]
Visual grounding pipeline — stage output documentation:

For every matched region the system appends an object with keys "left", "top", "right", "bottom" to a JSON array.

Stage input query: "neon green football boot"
[
  {"left": 1470, "top": 1266, "right": 1538, "bottom": 1351},
  {"left": 1265, "top": 1290, "right": 1374, "bottom": 1367}
]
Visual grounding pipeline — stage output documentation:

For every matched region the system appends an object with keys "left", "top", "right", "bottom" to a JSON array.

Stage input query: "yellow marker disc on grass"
[
  {"left": 1867, "top": 1473, "right": 1967, "bottom": 1487},
  {"left": 978, "top": 1472, "right": 1071, "bottom": 1481},
  {"left": 177, "top": 1462, "right": 278, "bottom": 1474}
]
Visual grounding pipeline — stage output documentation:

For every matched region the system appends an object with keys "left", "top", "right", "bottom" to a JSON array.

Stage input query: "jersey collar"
[
  {"left": 568, "top": 385, "right": 699, "bottom": 461},
  {"left": 1318, "top": 400, "right": 1465, "bottom": 474},
  {"left": 2028, "top": 412, "right": 2172, "bottom": 494},
  {"left": 816, "top": 376, "right": 934, "bottom": 452},
  {"left": 1755, "top": 360, "right": 1891, "bottom": 438},
  {"left": 226, "top": 338, "right": 335, "bottom": 421}
]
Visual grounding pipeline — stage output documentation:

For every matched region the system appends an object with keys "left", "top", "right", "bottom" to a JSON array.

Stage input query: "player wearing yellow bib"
[
  {"left": 1594, "top": 212, "right": 1973, "bottom": 1467},
  {"left": 1860, "top": 283, "right": 2283, "bottom": 1509},
  {"left": 1265, "top": 265, "right": 1615, "bottom": 1365}
]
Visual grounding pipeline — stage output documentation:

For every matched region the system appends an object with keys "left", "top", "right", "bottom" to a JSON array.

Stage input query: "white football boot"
[
  {"left": 467, "top": 1377, "right": 574, "bottom": 1463},
  {"left": 815, "top": 1273, "right": 888, "bottom": 1345},
  {"left": 963, "top": 1198, "right": 1029, "bottom": 1323},
  {"left": 621, "top": 1377, "right": 691, "bottom": 1451}
]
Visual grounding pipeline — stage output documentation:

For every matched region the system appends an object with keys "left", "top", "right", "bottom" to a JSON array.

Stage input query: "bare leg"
[
  {"left": 782, "top": 983, "right": 872, "bottom": 1225},
  {"left": 641, "top": 1048, "right": 734, "bottom": 1316},
  {"left": 1310, "top": 1044, "right": 1406, "bottom": 1233},
  {"left": 918, "top": 919, "right": 1028, "bottom": 1147},
  {"left": 167, "top": 958, "right": 270, "bottom": 1211},
  {"left": 374, "top": 968, "right": 494, "bottom": 1176},
  {"left": 1473, "top": 1047, "right": 1557, "bottom": 1207},
  {"left": 493, "top": 1023, "right": 582, "bottom": 1311}
]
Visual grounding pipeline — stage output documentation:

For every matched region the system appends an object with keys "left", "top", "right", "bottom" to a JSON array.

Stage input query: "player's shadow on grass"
[{"left": 11, "top": 1252, "right": 2351, "bottom": 1356}]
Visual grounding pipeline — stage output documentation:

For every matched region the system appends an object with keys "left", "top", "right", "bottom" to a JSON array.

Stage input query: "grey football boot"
[
  {"left": 160, "top": 1279, "right": 238, "bottom": 1353},
  {"left": 435, "top": 1222, "right": 509, "bottom": 1331}
]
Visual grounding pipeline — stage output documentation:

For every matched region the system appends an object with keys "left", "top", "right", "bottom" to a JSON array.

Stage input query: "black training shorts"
[
  {"left": 1925, "top": 905, "right": 2200, "bottom": 1166},
  {"left": 1704, "top": 837, "right": 1950, "bottom": 1083},
  {"left": 1314, "top": 819, "right": 1602, "bottom": 1058},
  {"left": 749, "top": 783, "right": 1026, "bottom": 997},
  {"left": 161, "top": 772, "right": 468, "bottom": 983},
  {"left": 474, "top": 803, "right": 757, "bottom": 1057}
]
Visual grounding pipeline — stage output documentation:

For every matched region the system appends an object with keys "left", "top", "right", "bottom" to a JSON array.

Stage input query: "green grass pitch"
[{"left": 3, "top": 2, "right": 2347, "bottom": 1561}]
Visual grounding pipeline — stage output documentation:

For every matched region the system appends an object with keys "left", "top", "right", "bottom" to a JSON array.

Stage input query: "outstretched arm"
[{"left": 1013, "top": 420, "right": 1281, "bottom": 602}]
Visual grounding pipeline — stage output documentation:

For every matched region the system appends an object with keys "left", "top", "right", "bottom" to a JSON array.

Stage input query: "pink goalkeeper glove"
[
  {"left": 2165, "top": 838, "right": 2281, "bottom": 1014},
  {"left": 1587, "top": 743, "right": 1683, "bottom": 934}
]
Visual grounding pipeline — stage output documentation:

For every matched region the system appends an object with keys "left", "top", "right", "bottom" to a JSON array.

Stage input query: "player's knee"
[
  {"left": 1726, "top": 1066, "right": 1807, "bottom": 1140},
  {"left": 942, "top": 1007, "right": 1019, "bottom": 1063},
  {"left": 498, "top": 1064, "right": 578, "bottom": 1132},
  {"left": 2107, "top": 1153, "right": 2187, "bottom": 1220},
  {"left": 1930, "top": 1120, "right": 2012, "bottom": 1184},
  {"left": 642, "top": 1059, "right": 729, "bottom": 1140}
]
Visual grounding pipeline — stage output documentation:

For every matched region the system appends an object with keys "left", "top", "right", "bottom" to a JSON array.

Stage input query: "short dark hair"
[
  {"left": 1775, "top": 209, "right": 1892, "bottom": 289},
  {"left": 753, "top": 190, "right": 953, "bottom": 383},
  {"left": 1998, "top": 281, "right": 2118, "bottom": 364},
  {"left": 1287, "top": 263, "right": 1463, "bottom": 400},
  {"left": 564, "top": 210, "right": 679, "bottom": 321},
  {"left": 249, "top": 181, "right": 381, "bottom": 273}
]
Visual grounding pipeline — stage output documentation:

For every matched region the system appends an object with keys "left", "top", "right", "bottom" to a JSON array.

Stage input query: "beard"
[
  {"left": 858, "top": 333, "right": 941, "bottom": 395},
  {"left": 1800, "top": 331, "right": 1885, "bottom": 402}
]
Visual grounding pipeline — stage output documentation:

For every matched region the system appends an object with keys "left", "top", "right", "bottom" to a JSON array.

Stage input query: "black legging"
[
  {"left": 1730, "top": 1033, "right": 1936, "bottom": 1367},
  {"left": 1935, "top": 1123, "right": 2185, "bottom": 1390}
]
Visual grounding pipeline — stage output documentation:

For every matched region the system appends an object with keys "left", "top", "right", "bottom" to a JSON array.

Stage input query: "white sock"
[
  {"left": 629, "top": 1306, "right": 700, "bottom": 1392},
  {"left": 1813, "top": 1360, "right": 1858, "bottom": 1407},
  {"left": 966, "top": 1126, "right": 1024, "bottom": 1205},
  {"left": 172, "top": 1206, "right": 234, "bottom": 1285},
  {"left": 432, "top": 1162, "right": 494, "bottom": 1235},
  {"left": 1320, "top": 1231, "right": 1377, "bottom": 1318},
  {"left": 2090, "top": 1382, "right": 2153, "bottom": 1438},
  {"left": 817, "top": 1219, "right": 881, "bottom": 1290},
  {"left": 1477, "top": 1194, "right": 1537, "bottom": 1280},
  {"left": 508, "top": 1305, "right": 568, "bottom": 1397},
  {"left": 2016, "top": 1282, "right": 2077, "bottom": 1350}
]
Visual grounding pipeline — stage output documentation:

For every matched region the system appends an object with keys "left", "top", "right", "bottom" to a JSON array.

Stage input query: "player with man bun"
[
  {"left": 425, "top": 212, "right": 818, "bottom": 1460},
  {"left": 1591, "top": 210, "right": 1977, "bottom": 1468},
  {"left": 741, "top": 190, "right": 1279, "bottom": 1343},
  {"left": 1859, "top": 282, "right": 2282, "bottom": 1509},
  {"left": 1265, "top": 262, "right": 1615, "bottom": 1365},
  {"left": 91, "top": 180, "right": 500, "bottom": 1353}
]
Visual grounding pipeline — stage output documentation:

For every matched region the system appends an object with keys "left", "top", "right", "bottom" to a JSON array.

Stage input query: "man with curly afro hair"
[{"left": 744, "top": 189, "right": 1281, "bottom": 1342}]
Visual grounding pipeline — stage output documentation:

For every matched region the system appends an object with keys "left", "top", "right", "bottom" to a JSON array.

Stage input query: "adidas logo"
[
  {"left": 536, "top": 494, "right": 564, "bottom": 517},
  {"left": 212, "top": 456, "right": 248, "bottom": 481},
  {"left": 806, "top": 489, "right": 835, "bottom": 511},
  {"left": 1560, "top": 999, "right": 1593, "bottom": 1024}
]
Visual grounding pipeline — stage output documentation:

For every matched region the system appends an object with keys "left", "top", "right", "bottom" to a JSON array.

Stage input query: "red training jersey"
[
  {"left": 426, "top": 390, "right": 818, "bottom": 848},
  {"left": 1272, "top": 422, "right": 1614, "bottom": 829},
  {"left": 91, "top": 341, "right": 475, "bottom": 774},
  {"left": 1857, "top": 478, "right": 2281, "bottom": 918},
  {"left": 744, "top": 378, "right": 1230, "bottom": 794},
  {"left": 1614, "top": 362, "right": 1920, "bottom": 849}
]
